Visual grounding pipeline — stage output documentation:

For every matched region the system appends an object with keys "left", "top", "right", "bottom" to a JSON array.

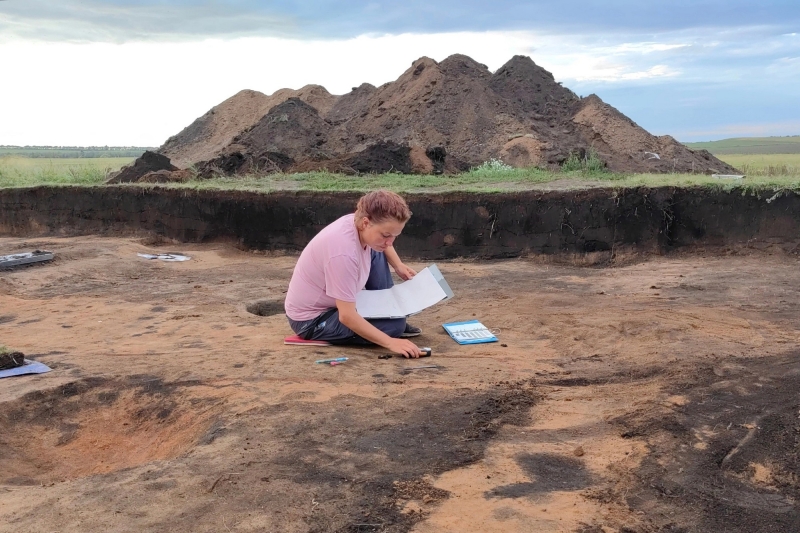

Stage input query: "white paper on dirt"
[
  {"left": 356, "top": 266, "right": 449, "bottom": 319},
  {"left": 137, "top": 253, "right": 191, "bottom": 262},
  {"left": 0, "top": 360, "right": 52, "bottom": 379}
]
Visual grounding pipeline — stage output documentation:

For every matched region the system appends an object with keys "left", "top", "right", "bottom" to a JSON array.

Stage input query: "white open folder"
[{"left": 356, "top": 264, "right": 454, "bottom": 319}]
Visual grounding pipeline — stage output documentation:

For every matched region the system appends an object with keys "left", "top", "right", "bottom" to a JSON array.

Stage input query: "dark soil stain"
[
  {"left": 97, "top": 390, "right": 119, "bottom": 404},
  {"left": 545, "top": 366, "right": 665, "bottom": 387},
  {"left": 607, "top": 352, "right": 800, "bottom": 533},
  {"left": 486, "top": 453, "right": 592, "bottom": 499},
  {"left": 0, "top": 314, "right": 17, "bottom": 324},
  {"left": 196, "top": 381, "right": 539, "bottom": 533},
  {"left": 246, "top": 299, "right": 285, "bottom": 317}
]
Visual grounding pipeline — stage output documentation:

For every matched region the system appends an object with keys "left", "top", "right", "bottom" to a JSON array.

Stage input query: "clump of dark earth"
[
  {"left": 106, "top": 151, "right": 178, "bottom": 183},
  {"left": 0, "top": 351, "right": 25, "bottom": 370},
  {"left": 187, "top": 381, "right": 539, "bottom": 533},
  {"left": 136, "top": 168, "right": 193, "bottom": 183},
  {"left": 148, "top": 54, "right": 735, "bottom": 176},
  {"left": 485, "top": 452, "right": 593, "bottom": 498},
  {"left": 245, "top": 300, "right": 285, "bottom": 317},
  {"left": 603, "top": 352, "right": 800, "bottom": 533}
]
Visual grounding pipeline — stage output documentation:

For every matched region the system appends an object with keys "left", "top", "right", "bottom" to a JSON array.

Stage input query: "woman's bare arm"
[
  {"left": 384, "top": 246, "right": 417, "bottom": 281},
  {"left": 336, "top": 300, "right": 423, "bottom": 358}
]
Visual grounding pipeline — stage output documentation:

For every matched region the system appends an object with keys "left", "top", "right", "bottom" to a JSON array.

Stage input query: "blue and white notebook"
[{"left": 442, "top": 320, "right": 498, "bottom": 345}]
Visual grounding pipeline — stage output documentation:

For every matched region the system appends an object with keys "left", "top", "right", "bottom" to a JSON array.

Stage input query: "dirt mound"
[
  {"left": 326, "top": 82, "right": 376, "bottom": 126},
  {"left": 231, "top": 98, "right": 332, "bottom": 161},
  {"left": 158, "top": 90, "right": 275, "bottom": 169},
  {"left": 490, "top": 55, "right": 585, "bottom": 165},
  {"left": 573, "top": 95, "right": 737, "bottom": 174},
  {"left": 159, "top": 86, "right": 340, "bottom": 169},
  {"left": 284, "top": 84, "right": 339, "bottom": 117},
  {"left": 106, "top": 150, "right": 177, "bottom": 183},
  {"left": 196, "top": 151, "right": 295, "bottom": 177},
  {"left": 288, "top": 141, "right": 420, "bottom": 175},
  {"left": 490, "top": 55, "right": 580, "bottom": 119},
  {"left": 136, "top": 169, "right": 193, "bottom": 183},
  {"left": 332, "top": 55, "right": 529, "bottom": 167},
  {"left": 155, "top": 53, "right": 735, "bottom": 175}
]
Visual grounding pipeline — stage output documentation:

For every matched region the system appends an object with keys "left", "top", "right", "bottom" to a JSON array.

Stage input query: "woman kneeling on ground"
[{"left": 285, "top": 190, "right": 425, "bottom": 358}]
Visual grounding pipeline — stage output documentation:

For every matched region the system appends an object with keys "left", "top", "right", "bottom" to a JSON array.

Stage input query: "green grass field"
[
  {"left": 685, "top": 136, "right": 800, "bottom": 155},
  {"left": 1, "top": 154, "right": 798, "bottom": 193},
  {"left": 716, "top": 153, "right": 800, "bottom": 176},
  {"left": 0, "top": 156, "right": 133, "bottom": 186},
  {"left": 0, "top": 146, "right": 152, "bottom": 158}
]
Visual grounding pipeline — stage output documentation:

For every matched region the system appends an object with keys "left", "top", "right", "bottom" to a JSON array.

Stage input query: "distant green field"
[
  {"left": 0, "top": 146, "right": 153, "bottom": 158},
  {"left": 0, "top": 156, "right": 133, "bottom": 186},
  {"left": 717, "top": 154, "right": 800, "bottom": 176},
  {"left": 685, "top": 136, "right": 800, "bottom": 155}
]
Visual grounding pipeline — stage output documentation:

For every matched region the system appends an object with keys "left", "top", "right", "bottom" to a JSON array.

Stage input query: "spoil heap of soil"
[
  {"left": 156, "top": 54, "right": 736, "bottom": 175},
  {"left": 158, "top": 86, "right": 337, "bottom": 169},
  {"left": 106, "top": 151, "right": 178, "bottom": 184}
]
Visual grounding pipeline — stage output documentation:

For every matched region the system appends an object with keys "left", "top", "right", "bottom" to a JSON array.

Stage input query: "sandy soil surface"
[{"left": 1, "top": 236, "right": 798, "bottom": 533}]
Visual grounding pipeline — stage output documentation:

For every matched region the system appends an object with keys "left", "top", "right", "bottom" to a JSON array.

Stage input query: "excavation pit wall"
[{"left": 0, "top": 187, "right": 799, "bottom": 258}]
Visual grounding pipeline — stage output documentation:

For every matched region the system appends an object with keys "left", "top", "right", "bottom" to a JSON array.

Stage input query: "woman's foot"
[{"left": 400, "top": 323, "right": 422, "bottom": 338}]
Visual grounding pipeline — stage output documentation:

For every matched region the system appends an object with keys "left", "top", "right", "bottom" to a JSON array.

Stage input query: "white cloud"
[
  {"left": 0, "top": 26, "right": 795, "bottom": 145},
  {"left": 552, "top": 57, "right": 681, "bottom": 82},
  {"left": 766, "top": 56, "right": 800, "bottom": 76},
  {"left": 678, "top": 120, "right": 800, "bottom": 139},
  {"left": 0, "top": 1, "right": 296, "bottom": 43},
  {"left": 600, "top": 42, "right": 690, "bottom": 54}
]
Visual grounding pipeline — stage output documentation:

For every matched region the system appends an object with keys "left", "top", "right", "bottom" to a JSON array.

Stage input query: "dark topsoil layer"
[
  {"left": 1, "top": 187, "right": 799, "bottom": 259},
  {"left": 540, "top": 352, "right": 800, "bottom": 533},
  {"left": 612, "top": 353, "right": 800, "bottom": 533},
  {"left": 116, "top": 54, "right": 736, "bottom": 182}
]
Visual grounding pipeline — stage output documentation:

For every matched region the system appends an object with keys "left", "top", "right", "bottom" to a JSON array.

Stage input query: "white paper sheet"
[
  {"left": 0, "top": 359, "right": 52, "bottom": 379},
  {"left": 137, "top": 253, "right": 191, "bottom": 262},
  {"left": 356, "top": 266, "right": 451, "bottom": 319}
]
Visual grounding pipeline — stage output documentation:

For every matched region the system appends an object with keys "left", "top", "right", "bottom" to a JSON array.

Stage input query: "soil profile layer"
[{"left": 1, "top": 187, "right": 799, "bottom": 259}]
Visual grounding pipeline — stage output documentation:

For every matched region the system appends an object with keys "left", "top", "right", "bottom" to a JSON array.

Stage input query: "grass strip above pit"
[{"left": 1, "top": 155, "right": 799, "bottom": 193}]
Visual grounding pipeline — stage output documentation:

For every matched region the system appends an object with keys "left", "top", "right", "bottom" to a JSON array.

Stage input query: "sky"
[{"left": 1, "top": 1, "right": 799, "bottom": 146}]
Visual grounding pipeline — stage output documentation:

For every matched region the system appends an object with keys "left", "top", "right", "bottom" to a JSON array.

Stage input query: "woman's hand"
[
  {"left": 393, "top": 263, "right": 417, "bottom": 281},
  {"left": 387, "top": 338, "right": 424, "bottom": 358},
  {"left": 337, "top": 300, "right": 422, "bottom": 358}
]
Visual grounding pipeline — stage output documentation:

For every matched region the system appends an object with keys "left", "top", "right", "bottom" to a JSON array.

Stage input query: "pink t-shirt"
[{"left": 285, "top": 214, "right": 371, "bottom": 321}]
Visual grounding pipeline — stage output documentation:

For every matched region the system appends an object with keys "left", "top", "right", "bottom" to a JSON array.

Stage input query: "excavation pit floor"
[{"left": 1, "top": 236, "right": 798, "bottom": 533}]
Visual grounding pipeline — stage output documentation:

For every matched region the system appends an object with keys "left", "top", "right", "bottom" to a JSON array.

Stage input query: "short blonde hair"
[{"left": 354, "top": 190, "right": 412, "bottom": 223}]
